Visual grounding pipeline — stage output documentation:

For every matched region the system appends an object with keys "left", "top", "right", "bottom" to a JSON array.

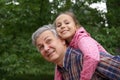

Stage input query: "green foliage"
[
  {"left": 106, "top": 0, "right": 120, "bottom": 27},
  {"left": 51, "top": 0, "right": 102, "bottom": 27},
  {"left": 0, "top": 34, "right": 54, "bottom": 80},
  {"left": 0, "top": 0, "right": 43, "bottom": 35}
]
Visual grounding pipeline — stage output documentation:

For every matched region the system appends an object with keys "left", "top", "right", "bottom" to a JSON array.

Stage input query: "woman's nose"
[{"left": 44, "top": 44, "right": 49, "bottom": 51}]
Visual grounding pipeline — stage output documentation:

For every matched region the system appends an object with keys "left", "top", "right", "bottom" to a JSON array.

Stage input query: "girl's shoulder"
[
  {"left": 69, "top": 27, "right": 90, "bottom": 48},
  {"left": 75, "top": 27, "right": 90, "bottom": 38}
]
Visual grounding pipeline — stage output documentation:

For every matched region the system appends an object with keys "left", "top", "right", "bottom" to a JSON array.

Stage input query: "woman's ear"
[{"left": 60, "top": 39, "right": 66, "bottom": 45}]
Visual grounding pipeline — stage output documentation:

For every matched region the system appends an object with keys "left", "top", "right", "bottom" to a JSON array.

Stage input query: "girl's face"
[{"left": 55, "top": 14, "right": 77, "bottom": 42}]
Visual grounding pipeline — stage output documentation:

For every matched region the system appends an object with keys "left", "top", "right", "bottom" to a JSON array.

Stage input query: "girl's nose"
[{"left": 61, "top": 24, "right": 65, "bottom": 29}]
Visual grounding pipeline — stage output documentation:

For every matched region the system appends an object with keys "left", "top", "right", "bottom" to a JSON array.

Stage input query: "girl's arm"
[
  {"left": 78, "top": 36, "right": 100, "bottom": 80},
  {"left": 54, "top": 66, "right": 62, "bottom": 80}
]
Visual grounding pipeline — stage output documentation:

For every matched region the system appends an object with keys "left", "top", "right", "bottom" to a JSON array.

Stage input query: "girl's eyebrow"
[
  {"left": 56, "top": 22, "right": 61, "bottom": 26},
  {"left": 56, "top": 21, "right": 61, "bottom": 24},
  {"left": 64, "top": 19, "right": 69, "bottom": 22}
]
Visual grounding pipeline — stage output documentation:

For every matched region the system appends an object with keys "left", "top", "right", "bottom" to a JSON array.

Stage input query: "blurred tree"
[
  {"left": 0, "top": 0, "right": 54, "bottom": 79},
  {"left": 51, "top": 0, "right": 105, "bottom": 27},
  {"left": 106, "top": 0, "right": 120, "bottom": 27}
]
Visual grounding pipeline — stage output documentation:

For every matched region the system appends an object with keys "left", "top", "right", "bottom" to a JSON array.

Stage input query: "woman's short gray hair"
[{"left": 32, "top": 24, "right": 58, "bottom": 46}]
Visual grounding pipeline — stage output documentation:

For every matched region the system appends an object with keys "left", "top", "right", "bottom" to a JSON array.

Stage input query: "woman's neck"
[{"left": 55, "top": 53, "right": 65, "bottom": 67}]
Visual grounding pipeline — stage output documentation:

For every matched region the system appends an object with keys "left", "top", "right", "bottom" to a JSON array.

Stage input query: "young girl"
[{"left": 54, "top": 11, "right": 108, "bottom": 80}]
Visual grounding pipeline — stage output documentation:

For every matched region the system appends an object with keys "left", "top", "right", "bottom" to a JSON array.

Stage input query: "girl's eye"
[
  {"left": 56, "top": 23, "right": 61, "bottom": 28},
  {"left": 56, "top": 25, "right": 59, "bottom": 27},
  {"left": 65, "top": 22, "right": 69, "bottom": 24}
]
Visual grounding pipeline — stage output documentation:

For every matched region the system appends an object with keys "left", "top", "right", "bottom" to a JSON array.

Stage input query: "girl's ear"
[{"left": 76, "top": 25, "right": 80, "bottom": 29}]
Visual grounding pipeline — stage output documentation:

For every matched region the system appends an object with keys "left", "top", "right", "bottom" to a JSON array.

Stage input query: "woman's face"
[
  {"left": 36, "top": 30, "right": 66, "bottom": 64},
  {"left": 55, "top": 14, "right": 77, "bottom": 42}
]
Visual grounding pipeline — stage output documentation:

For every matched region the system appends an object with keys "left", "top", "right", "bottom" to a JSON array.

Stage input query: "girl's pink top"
[{"left": 54, "top": 27, "right": 108, "bottom": 80}]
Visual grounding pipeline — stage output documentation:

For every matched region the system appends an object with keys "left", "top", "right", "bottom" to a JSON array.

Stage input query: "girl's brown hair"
[{"left": 54, "top": 11, "right": 82, "bottom": 28}]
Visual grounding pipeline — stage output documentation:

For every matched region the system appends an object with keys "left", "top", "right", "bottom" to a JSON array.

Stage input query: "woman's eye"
[
  {"left": 46, "top": 39, "right": 52, "bottom": 44},
  {"left": 38, "top": 45, "right": 44, "bottom": 50}
]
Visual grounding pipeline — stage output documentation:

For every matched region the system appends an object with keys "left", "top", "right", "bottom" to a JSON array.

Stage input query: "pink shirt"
[{"left": 54, "top": 27, "right": 108, "bottom": 80}]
